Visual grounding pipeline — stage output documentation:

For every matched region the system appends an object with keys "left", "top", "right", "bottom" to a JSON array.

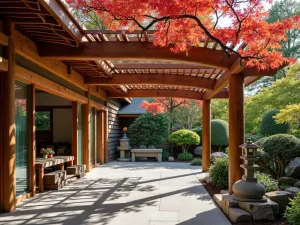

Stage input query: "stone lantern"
[
  {"left": 232, "top": 138, "right": 267, "bottom": 202},
  {"left": 117, "top": 127, "right": 132, "bottom": 162}
]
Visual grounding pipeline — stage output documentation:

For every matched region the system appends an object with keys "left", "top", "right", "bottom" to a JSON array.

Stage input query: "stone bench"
[
  {"left": 131, "top": 149, "right": 162, "bottom": 162},
  {"left": 44, "top": 170, "right": 66, "bottom": 190},
  {"left": 66, "top": 164, "right": 86, "bottom": 178}
]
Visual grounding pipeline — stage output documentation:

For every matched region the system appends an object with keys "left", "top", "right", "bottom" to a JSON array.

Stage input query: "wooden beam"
[
  {"left": 108, "top": 89, "right": 204, "bottom": 100},
  {"left": 2, "top": 20, "right": 16, "bottom": 212},
  {"left": 104, "top": 109, "right": 109, "bottom": 163},
  {"left": 97, "top": 111, "right": 104, "bottom": 165},
  {"left": 0, "top": 61, "right": 3, "bottom": 213},
  {"left": 0, "top": 57, "right": 88, "bottom": 104},
  {"left": 83, "top": 89, "right": 91, "bottom": 172},
  {"left": 72, "top": 101, "right": 78, "bottom": 165},
  {"left": 38, "top": 42, "right": 238, "bottom": 69},
  {"left": 29, "top": 84, "right": 36, "bottom": 196},
  {"left": 114, "top": 64, "right": 212, "bottom": 69},
  {"left": 204, "top": 71, "right": 230, "bottom": 99},
  {"left": 244, "top": 76, "right": 260, "bottom": 87},
  {"left": 242, "top": 67, "right": 278, "bottom": 77},
  {"left": 202, "top": 99, "right": 211, "bottom": 172},
  {"left": 85, "top": 73, "right": 216, "bottom": 90},
  {"left": 93, "top": 108, "right": 97, "bottom": 166},
  {"left": 228, "top": 74, "right": 245, "bottom": 194},
  {"left": 0, "top": 31, "right": 87, "bottom": 91}
]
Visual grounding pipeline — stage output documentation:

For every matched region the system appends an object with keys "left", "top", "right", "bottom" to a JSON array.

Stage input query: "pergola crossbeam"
[{"left": 85, "top": 73, "right": 216, "bottom": 90}]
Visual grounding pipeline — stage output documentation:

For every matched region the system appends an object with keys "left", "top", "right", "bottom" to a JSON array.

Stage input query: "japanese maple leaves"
[{"left": 68, "top": 0, "right": 299, "bottom": 70}]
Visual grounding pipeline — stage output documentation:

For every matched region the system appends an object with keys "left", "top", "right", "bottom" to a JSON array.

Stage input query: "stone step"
[
  {"left": 228, "top": 208, "right": 252, "bottom": 223},
  {"left": 213, "top": 194, "right": 223, "bottom": 208},
  {"left": 265, "top": 191, "right": 293, "bottom": 215},
  {"left": 66, "top": 164, "right": 86, "bottom": 175},
  {"left": 222, "top": 194, "right": 239, "bottom": 215}
]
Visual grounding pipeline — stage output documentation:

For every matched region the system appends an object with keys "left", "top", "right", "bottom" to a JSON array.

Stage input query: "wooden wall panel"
[
  {"left": 97, "top": 111, "right": 104, "bottom": 164},
  {"left": 107, "top": 99, "right": 122, "bottom": 161}
]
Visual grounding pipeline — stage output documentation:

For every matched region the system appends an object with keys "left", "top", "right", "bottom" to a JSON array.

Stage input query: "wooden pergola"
[{"left": 0, "top": 0, "right": 280, "bottom": 212}]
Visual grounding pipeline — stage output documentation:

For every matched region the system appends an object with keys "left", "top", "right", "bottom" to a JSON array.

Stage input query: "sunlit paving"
[{"left": 0, "top": 162, "right": 230, "bottom": 225}]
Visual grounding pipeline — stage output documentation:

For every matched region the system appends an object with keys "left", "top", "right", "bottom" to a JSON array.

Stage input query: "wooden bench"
[
  {"left": 66, "top": 164, "right": 86, "bottom": 178},
  {"left": 131, "top": 149, "right": 162, "bottom": 162},
  {"left": 44, "top": 170, "right": 66, "bottom": 190}
]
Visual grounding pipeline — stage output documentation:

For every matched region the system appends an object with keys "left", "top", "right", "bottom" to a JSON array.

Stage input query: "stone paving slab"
[{"left": 0, "top": 161, "right": 231, "bottom": 225}]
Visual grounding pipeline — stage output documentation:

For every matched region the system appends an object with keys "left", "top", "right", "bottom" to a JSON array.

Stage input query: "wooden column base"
[{"left": 202, "top": 99, "right": 211, "bottom": 172}]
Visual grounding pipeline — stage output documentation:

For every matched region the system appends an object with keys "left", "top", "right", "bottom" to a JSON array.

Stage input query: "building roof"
[{"left": 118, "top": 98, "right": 152, "bottom": 115}]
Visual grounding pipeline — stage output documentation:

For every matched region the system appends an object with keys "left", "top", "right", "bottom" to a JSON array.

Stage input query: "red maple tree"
[{"left": 68, "top": 0, "right": 299, "bottom": 70}]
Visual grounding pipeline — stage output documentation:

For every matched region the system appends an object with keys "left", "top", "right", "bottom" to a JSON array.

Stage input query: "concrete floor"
[{"left": 0, "top": 162, "right": 231, "bottom": 225}]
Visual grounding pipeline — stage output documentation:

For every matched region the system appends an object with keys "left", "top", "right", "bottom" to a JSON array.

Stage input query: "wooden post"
[
  {"left": 28, "top": 85, "right": 36, "bottom": 196},
  {"left": 98, "top": 111, "right": 104, "bottom": 164},
  {"left": 93, "top": 108, "right": 97, "bottom": 166},
  {"left": 104, "top": 109, "right": 109, "bottom": 163},
  {"left": 83, "top": 89, "right": 90, "bottom": 172},
  {"left": 0, "top": 63, "right": 3, "bottom": 213},
  {"left": 229, "top": 74, "right": 245, "bottom": 194},
  {"left": 202, "top": 99, "right": 211, "bottom": 172},
  {"left": 1, "top": 20, "right": 16, "bottom": 212},
  {"left": 72, "top": 102, "right": 78, "bottom": 165}
]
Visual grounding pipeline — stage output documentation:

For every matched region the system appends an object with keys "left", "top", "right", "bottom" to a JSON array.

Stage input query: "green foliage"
[
  {"left": 211, "top": 119, "right": 229, "bottom": 146},
  {"left": 35, "top": 111, "right": 50, "bottom": 130},
  {"left": 263, "top": 134, "right": 300, "bottom": 178},
  {"left": 284, "top": 192, "right": 300, "bottom": 225},
  {"left": 168, "top": 129, "right": 200, "bottom": 153},
  {"left": 260, "top": 109, "right": 290, "bottom": 135},
  {"left": 255, "top": 137, "right": 268, "bottom": 148},
  {"left": 190, "top": 158, "right": 202, "bottom": 166},
  {"left": 162, "top": 150, "right": 170, "bottom": 160},
  {"left": 129, "top": 113, "right": 169, "bottom": 146},
  {"left": 255, "top": 172, "right": 279, "bottom": 192},
  {"left": 178, "top": 152, "right": 193, "bottom": 161},
  {"left": 192, "top": 126, "right": 202, "bottom": 137},
  {"left": 211, "top": 99, "right": 228, "bottom": 122},
  {"left": 279, "top": 184, "right": 292, "bottom": 191},
  {"left": 245, "top": 64, "right": 300, "bottom": 133},
  {"left": 245, "top": 133, "right": 265, "bottom": 142},
  {"left": 209, "top": 157, "right": 229, "bottom": 189}
]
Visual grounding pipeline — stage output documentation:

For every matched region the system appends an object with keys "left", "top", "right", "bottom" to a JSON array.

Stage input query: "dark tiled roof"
[{"left": 118, "top": 98, "right": 152, "bottom": 115}]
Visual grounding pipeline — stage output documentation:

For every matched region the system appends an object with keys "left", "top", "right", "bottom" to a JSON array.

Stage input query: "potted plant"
[
  {"left": 47, "top": 148, "right": 55, "bottom": 158},
  {"left": 40, "top": 148, "right": 49, "bottom": 159}
]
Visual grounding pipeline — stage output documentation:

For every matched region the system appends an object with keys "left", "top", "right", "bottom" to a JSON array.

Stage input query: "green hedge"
[
  {"left": 209, "top": 157, "right": 228, "bottom": 189},
  {"left": 260, "top": 109, "right": 289, "bottom": 136},
  {"left": 211, "top": 119, "right": 229, "bottom": 146}
]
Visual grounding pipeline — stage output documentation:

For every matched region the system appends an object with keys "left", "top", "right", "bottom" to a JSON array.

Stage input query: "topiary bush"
[
  {"left": 168, "top": 129, "right": 200, "bottom": 153},
  {"left": 129, "top": 113, "right": 169, "bottom": 146},
  {"left": 211, "top": 119, "right": 229, "bottom": 151},
  {"left": 178, "top": 152, "right": 193, "bottom": 161},
  {"left": 260, "top": 109, "right": 290, "bottom": 136},
  {"left": 190, "top": 158, "right": 202, "bottom": 166},
  {"left": 255, "top": 137, "right": 268, "bottom": 148},
  {"left": 255, "top": 172, "right": 279, "bottom": 192},
  {"left": 192, "top": 126, "right": 202, "bottom": 137},
  {"left": 209, "top": 157, "right": 228, "bottom": 189},
  {"left": 284, "top": 192, "right": 300, "bottom": 225},
  {"left": 162, "top": 150, "right": 170, "bottom": 160},
  {"left": 263, "top": 134, "right": 300, "bottom": 178}
]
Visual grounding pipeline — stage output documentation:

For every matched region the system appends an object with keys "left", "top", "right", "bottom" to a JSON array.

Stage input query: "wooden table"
[{"left": 35, "top": 156, "right": 74, "bottom": 192}]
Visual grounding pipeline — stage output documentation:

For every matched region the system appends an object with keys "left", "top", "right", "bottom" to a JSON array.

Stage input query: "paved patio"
[{"left": 0, "top": 162, "right": 231, "bottom": 225}]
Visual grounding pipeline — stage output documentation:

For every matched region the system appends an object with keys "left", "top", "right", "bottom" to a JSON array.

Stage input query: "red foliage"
[
  {"left": 67, "top": 0, "right": 299, "bottom": 70},
  {"left": 140, "top": 98, "right": 202, "bottom": 115}
]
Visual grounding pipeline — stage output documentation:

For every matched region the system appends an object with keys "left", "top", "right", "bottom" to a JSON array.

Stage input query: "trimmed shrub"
[
  {"left": 260, "top": 109, "right": 290, "bottom": 136},
  {"left": 168, "top": 129, "right": 200, "bottom": 153},
  {"left": 190, "top": 158, "right": 202, "bottom": 166},
  {"left": 263, "top": 134, "right": 300, "bottom": 178},
  {"left": 255, "top": 137, "right": 268, "bottom": 148},
  {"left": 284, "top": 192, "right": 300, "bottom": 225},
  {"left": 162, "top": 150, "right": 170, "bottom": 160},
  {"left": 209, "top": 157, "right": 228, "bottom": 189},
  {"left": 211, "top": 119, "right": 229, "bottom": 150},
  {"left": 178, "top": 152, "right": 193, "bottom": 161},
  {"left": 192, "top": 126, "right": 202, "bottom": 137},
  {"left": 245, "top": 133, "right": 265, "bottom": 142},
  {"left": 129, "top": 113, "right": 169, "bottom": 146},
  {"left": 255, "top": 172, "right": 278, "bottom": 192}
]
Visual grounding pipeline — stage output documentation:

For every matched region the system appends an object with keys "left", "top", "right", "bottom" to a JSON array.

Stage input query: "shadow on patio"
[{"left": 0, "top": 163, "right": 229, "bottom": 225}]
